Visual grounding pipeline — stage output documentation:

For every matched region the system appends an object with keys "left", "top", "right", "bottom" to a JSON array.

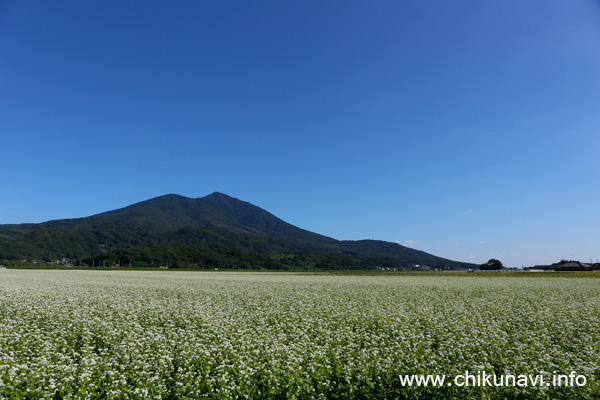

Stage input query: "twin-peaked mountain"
[{"left": 0, "top": 192, "right": 473, "bottom": 270}]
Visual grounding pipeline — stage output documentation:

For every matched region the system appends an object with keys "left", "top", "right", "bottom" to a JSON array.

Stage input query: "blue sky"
[{"left": 1, "top": 1, "right": 599, "bottom": 267}]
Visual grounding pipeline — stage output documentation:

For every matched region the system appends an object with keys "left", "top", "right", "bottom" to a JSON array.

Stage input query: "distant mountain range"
[{"left": 0, "top": 192, "right": 474, "bottom": 270}]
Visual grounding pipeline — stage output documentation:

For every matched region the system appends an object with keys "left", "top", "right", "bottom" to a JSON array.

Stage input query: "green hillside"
[{"left": 0, "top": 193, "right": 474, "bottom": 270}]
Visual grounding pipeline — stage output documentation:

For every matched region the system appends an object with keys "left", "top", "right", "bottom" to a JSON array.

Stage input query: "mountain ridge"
[{"left": 0, "top": 193, "right": 474, "bottom": 270}]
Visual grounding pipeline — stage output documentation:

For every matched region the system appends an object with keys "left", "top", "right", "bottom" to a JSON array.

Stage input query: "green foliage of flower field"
[{"left": 0, "top": 271, "right": 598, "bottom": 399}]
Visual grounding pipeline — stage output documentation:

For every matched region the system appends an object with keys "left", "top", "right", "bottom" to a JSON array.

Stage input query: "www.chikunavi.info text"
[{"left": 399, "top": 371, "right": 588, "bottom": 387}]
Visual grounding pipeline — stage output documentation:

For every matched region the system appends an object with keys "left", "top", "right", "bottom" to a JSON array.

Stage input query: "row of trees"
[{"left": 81, "top": 243, "right": 414, "bottom": 271}]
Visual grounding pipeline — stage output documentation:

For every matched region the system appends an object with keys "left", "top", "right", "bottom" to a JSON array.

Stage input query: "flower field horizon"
[{"left": 0, "top": 270, "right": 598, "bottom": 399}]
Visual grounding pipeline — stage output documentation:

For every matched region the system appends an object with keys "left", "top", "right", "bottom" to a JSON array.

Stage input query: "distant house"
[
  {"left": 557, "top": 261, "right": 592, "bottom": 270},
  {"left": 531, "top": 261, "right": 597, "bottom": 271}
]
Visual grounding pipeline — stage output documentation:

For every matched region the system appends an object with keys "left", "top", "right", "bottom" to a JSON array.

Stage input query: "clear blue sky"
[{"left": 1, "top": 1, "right": 599, "bottom": 267}]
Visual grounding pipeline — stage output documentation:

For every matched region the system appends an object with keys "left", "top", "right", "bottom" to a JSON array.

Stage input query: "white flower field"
[{"left": 0, "top": 270, "right": 598, "bottom": 399}]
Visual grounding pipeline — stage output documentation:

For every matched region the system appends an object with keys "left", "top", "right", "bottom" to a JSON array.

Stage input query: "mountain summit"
[
  {"left": 0, "top": 193, "right": 473, "bottom": 270},
  {"left": 64, "top": 192, "right": 336, "bottom": 242}
]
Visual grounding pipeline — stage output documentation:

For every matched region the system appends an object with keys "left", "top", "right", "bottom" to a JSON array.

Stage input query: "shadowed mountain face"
[
  {"left": 0, "top": 192, "right": 473, "bottom": 269},
  {"left": 74, "top": 192, "right": 329, "bottom": 238}
]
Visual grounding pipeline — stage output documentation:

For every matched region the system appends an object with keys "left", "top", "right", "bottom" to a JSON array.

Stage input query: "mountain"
[{"left": 0, "top": 192, "right": 474, "bottom": 270}]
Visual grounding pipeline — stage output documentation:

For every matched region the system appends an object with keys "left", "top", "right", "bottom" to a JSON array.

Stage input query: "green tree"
[{"left": 480, "top": 258, "right": 503, "bottom": 270}]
